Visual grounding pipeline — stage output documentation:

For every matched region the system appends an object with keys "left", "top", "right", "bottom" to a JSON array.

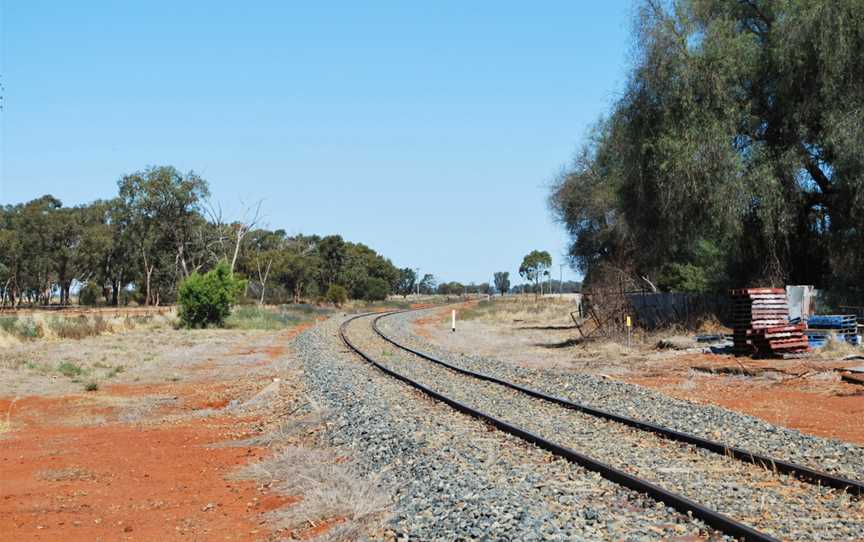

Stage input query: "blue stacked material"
[
  {"left": 806, "top": 314, "right": 861, "bottom": 348},
  {"left": 806, "top": 315, "right": 857, "bottom": 329}
]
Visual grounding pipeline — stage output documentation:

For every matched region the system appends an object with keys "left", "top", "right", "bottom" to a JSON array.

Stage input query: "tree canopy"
[
  {"left": 493, "top": 271, "right": 510, "bottom": 295},
  {"left": 1, "top": 166, "right": 408, "bottom": 307},
  {"left": 550, "top": 0, "right": 864, "bottom": 299},
  {"left": 519, "top": 250, "right": 552, "bottom": 293}
]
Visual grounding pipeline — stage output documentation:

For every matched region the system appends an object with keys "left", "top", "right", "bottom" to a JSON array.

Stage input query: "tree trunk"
[
  {"left": 142, "top": 248, "right": 154, "bottom": 306},
  {"left": 257, "top": 258, "right": 272, "bottom": 305}
]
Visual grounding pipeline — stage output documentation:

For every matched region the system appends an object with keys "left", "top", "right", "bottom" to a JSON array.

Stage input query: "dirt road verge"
[{"left": 0, "top": 321, "right": 333, "bottom": 541}]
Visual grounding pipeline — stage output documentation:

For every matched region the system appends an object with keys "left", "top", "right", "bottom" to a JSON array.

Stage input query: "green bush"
[
  {"left": 326, "top": 284, "right": 348, "bottom": 307},
  {"left": 78, "top": 283, "right": 102, "bottom": 306},
  {"left": 178, "top": 262, "right": 246, "bottom": 328},
  {"left": 361, "top": 277, "right": 390, "bottom": 302}
]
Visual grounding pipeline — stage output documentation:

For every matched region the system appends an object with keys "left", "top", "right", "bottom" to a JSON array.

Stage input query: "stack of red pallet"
[{"left": 731, "top": 288, "right": 809, "bottom": 357}]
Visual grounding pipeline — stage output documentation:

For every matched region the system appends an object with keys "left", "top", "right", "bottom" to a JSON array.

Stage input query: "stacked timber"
[{"left": 731, "top": 288, "right": 808, "bottom": 357}]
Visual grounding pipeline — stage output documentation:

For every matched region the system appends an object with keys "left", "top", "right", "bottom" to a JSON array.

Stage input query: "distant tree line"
[
  {"left": 0, "top": 165, "right": 417, "bottom": 306},
  {"left": 550, "top": 1, "right": 864, "bottom": 300}
]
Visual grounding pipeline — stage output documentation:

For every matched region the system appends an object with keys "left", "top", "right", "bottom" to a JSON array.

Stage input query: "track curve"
[
  {"left": 371, "top": 310, "right": 864, "bottom": 496},
  {"left": 340, "top": 311, "right": 780, "bottom": 542}
]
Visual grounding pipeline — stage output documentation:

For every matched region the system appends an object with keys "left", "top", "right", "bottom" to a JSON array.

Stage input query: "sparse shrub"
[
  {"left": 178, "top": 262, "right": 246, "bottom": 328},
  {"left": 57, "top": 362, "right": 84, "bottom": 378},
  {"left": 84, "top": 381, "right": 99, "bottom": 392},
  {"left": 78, "top": 283, "right": 102, "bottom": 306},
  {"left": 19, "top": 318, "right": 41, "bottom": 339},
  {"left": 326, "top": 284, "right": 349, "bottom": 307},
  {"left": 0, "top": 317, "right": 43, "bottom": 340}
]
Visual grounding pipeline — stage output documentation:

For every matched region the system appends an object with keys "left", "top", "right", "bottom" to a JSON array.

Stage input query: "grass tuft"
[{"left": 57, "top": 361, "right": 85, "bottom": 378}]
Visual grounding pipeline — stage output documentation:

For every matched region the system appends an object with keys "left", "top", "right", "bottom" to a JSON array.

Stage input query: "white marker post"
[{"left": 451, "top": 310, "right": 456, "bottom": 332}]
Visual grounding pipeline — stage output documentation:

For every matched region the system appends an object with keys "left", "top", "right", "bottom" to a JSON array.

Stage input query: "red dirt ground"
[
  {"left": 0, "top": 323, "right": 315, "bottom": 542},
  {"left": 623, "top": 352, "right": 864, "bottom": 445},
  {"left": 1, "top": 399, "right": 266, "bottom": 540}
]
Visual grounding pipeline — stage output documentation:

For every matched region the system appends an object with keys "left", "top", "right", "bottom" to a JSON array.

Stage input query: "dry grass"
[
  {"left": 0, "top": 397, "right": 17, "bottom": 436},
  {"left": 238, "top": 445, "right": 390, "bottom": 540},
  {"left": 458, "top": 297, "right": 578, "bottom": 326},
  {"left": 0, "top": 312, "right": 175, "bottom": 342},
  {"left": 811, "top": 337, "right": 862, "bottom": 359},
  {"left": 37, "top": 467, "right": 98, "bottom": 482},
  {"left": 0, "top": 330, "right": 21, "bottom": 350}
]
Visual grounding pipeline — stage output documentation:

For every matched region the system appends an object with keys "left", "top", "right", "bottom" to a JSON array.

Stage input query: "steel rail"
[
  {"left": 372, "top": 310, "right": 864, "bottom": 497},
  {"left": 340, "top": 313, "right": 779, "bottom": 542}
]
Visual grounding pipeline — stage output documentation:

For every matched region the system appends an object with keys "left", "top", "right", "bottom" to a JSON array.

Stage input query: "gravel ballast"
[
  {"left": 383, "top": 309, "right": 864, "bottom": 481},
  {"left": 367, "top": 310, "right": 864, "bottom": 541},
  {"left": 296, "top": 315, "right": 726, "bottom": 541}
]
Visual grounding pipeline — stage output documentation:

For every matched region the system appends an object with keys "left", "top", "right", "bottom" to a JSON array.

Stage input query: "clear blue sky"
[{"left": 0, "top": 1, "right": 633, "bottom": 285}]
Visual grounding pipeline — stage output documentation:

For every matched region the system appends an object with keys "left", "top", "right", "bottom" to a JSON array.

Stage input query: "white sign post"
[{"left": 451, "top": 309, "right": 456, "bottom": 333}]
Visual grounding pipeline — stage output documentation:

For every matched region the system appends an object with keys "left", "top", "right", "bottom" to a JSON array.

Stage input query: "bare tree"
[
  {"left": 255, "top": 250, "right": 274, "bottom": 304},
  {"left": 205, "top": 199, "right": 263, "bottom": 273}
]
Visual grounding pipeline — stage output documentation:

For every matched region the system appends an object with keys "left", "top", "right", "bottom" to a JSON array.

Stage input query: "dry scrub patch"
[
  {"left": 0, "top": 319, "right": 379, "bottom": 541},
  {"left": 236, "top": 446, "right": 390, "bottom": 540}
]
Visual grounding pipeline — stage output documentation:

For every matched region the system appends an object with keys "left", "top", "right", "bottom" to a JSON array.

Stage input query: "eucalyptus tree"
[
  {"left": 493, "top": 271, "right": 510, "bottom": 295},
  {"left": 519, "top": 250, "right": 552, "bottom": 295},
  {"left": 551, "top": 0, "right": 864, "bottom": 297},
  {"left": 396, "top": 268, "right": 417, "bottom": 297},
  {"left": 117, "top": 166, "right": 210, "bottom": 304}
]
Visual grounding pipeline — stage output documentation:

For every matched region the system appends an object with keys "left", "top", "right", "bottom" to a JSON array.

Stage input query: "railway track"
[
  {"left": 371, "top": 311, "right": 864, "bottom": 496},
  {"left": 340, "top": 311, "right": 864, "bottom": 542}
]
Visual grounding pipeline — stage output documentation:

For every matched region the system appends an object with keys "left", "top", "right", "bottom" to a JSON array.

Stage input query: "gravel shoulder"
[{"left": 297, "top": 314, "right": 727, "bottom": 541}]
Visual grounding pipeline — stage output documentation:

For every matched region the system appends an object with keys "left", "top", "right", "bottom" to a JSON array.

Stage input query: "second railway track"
[{"left": 341, "top": 310, "right": 864, "bottom": 542}]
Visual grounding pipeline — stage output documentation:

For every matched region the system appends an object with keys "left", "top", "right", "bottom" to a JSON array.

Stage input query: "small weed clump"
[
  {"left": 57, "top": 361, "right": 84, "bottom": 378},
  {"left": 84, "top": 381, "right": 99, "bottom": 392}
]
